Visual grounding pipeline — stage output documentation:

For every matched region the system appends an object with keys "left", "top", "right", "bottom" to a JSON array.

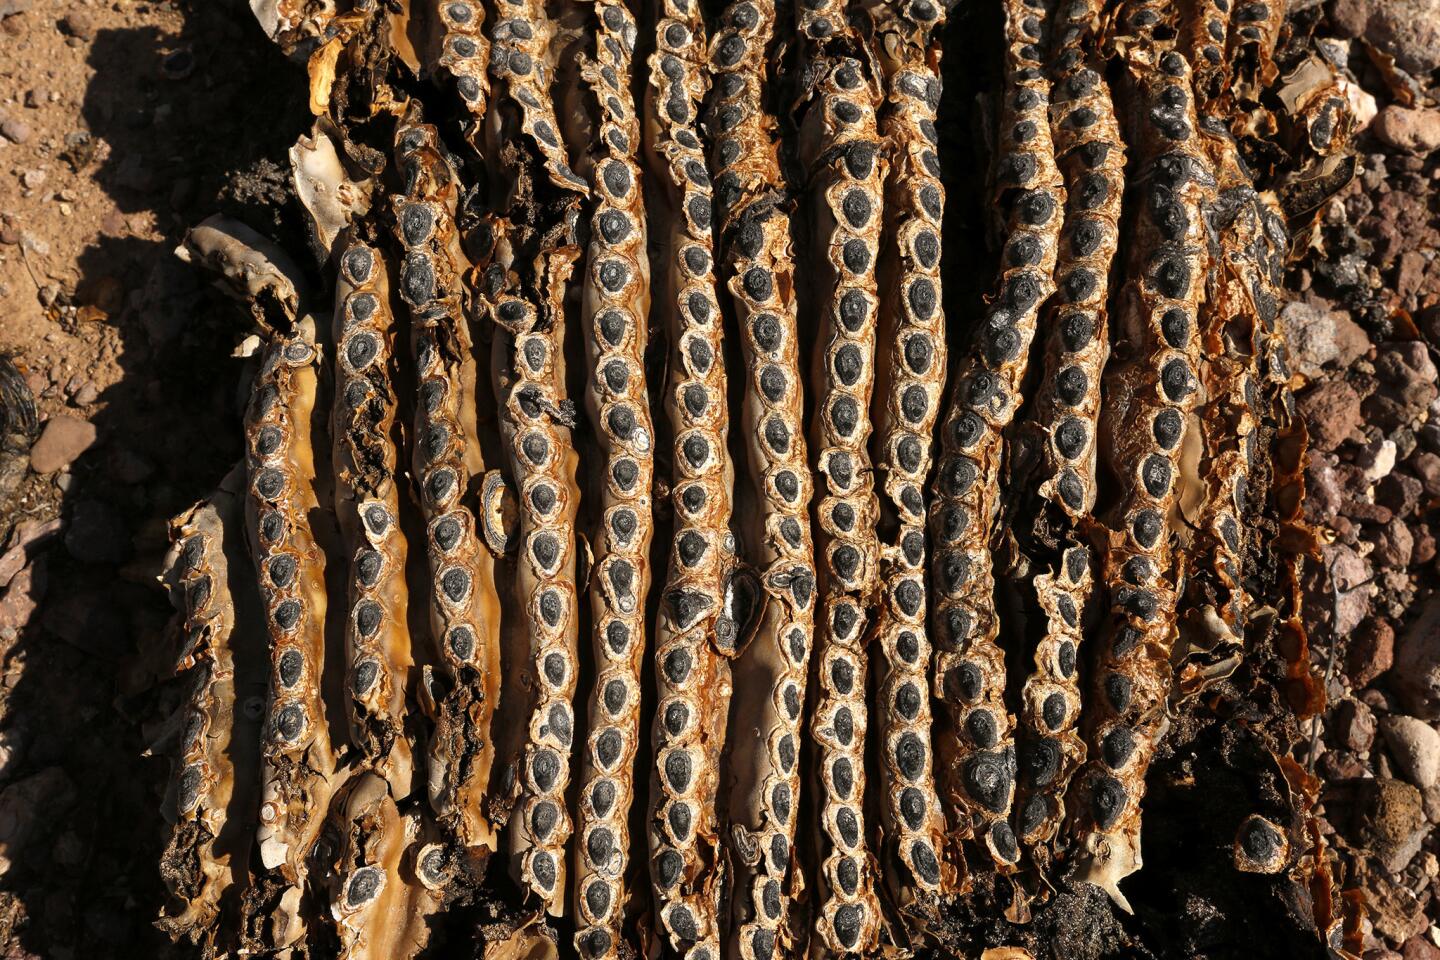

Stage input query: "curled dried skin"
[
  {"left": 928, "top": 0, "right": 1062, "bottom": 872},
  {"left": 644, "top": 1, "right": 738, "bottom": 957},
  {"left": 572, "top": 2, "right": 655, "bottom": 956},
  {"left": 158, "top": 484, "right": 265, "bottom": 942},
  {"left": 868, "top": 0, "right": 948, "bottom": 904},
  {"left": 796, "top": 5, "right": 886, "bottom": 948},
  {"left": 246, "top": 334, "right": 338, "bottom": 949},
  {"left": 322, "top": 773, "right": 441, "bottom": 959},
  {"left": 710, "top": 1, "right": 817, "bottom": 955},
  {"left": 1227, "top": 0, "right": 1285, "bottom": 92},
  {"left": 1068, "top": 39, "right": 1214, "bottom": 909},
  {"left": 483, "top": 0, "right": 587, "bottom": 909},
  {"left": 331, "top": 242, "right": 414, "bottom": 797},
  {"left": 392, "top": 120, "right": 505, "bottom": 856},
  {"left": 1010, "top": 1, "right": 1124, "bottom": 852}
]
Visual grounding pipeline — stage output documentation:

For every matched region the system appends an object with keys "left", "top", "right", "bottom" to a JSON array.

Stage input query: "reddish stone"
[
  {"left": 1299, "top": 380, "right": 1364, "bottom": 451},
  {"left": 1350, "top": 619, "right": 1397, "bottom": 688}
]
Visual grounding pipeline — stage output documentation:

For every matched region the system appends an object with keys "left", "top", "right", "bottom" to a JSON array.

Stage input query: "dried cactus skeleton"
[{"left": 157, "top": 0, "right": 1352, "bottom": 955}]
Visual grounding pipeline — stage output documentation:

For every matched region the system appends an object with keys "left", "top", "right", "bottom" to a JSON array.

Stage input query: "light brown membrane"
[
  {"left": 570, "top": 1, "right": 656, "bottom": 956},
  {"left": 927, "top": 0, "right": 1063, "bottom": 873},
  {"left": 866, "top": 0, "right": 950, "bottom": 908},
  {"left": 708, "top": 0, "right": 817, "bottom": 955}
]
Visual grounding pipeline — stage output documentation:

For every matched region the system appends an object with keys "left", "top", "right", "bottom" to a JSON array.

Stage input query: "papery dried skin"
[
  {"left": 928, "top": 0, "right": 1063, "bottom": 872},
  {"left": 867, "top": 0, "right": 949, "bottom": 906},
  {"left": 332, "top": 242, "right": 415, "bottom": 797},
  {"left": 1228, "top": 0, "right": 1286, "bottom": 91},
  {"left": 642, "top": 3, "right": 737, "bottom": 957},
  {"left": 1067, "top": 25, "right": 1215, "bottom": 909},
  {"left": 158, "top": 483, "right": 265, "bottom": 944},
  {"left": 246, "top": 334, "right": 338, "bottom": 949},
  {"left": 571, "top": 2, "right": 654, "bottom": 956},
  {"left": 795, "top": 0, "right": 886, "bottom": 949},
  {"left": 484, "top": 0, "right": 587, "bottom": 911},
  {"left": 1009, "top": 0, "right": 1124, "bottom": 852},
  {"left": 392, "top": 119, "right": 505, "bottom": 856},
  {"left": 1182, "top": 0, "right": 1233, "bottom": 103},
  {"left": 710, "top": 1, "right": 816, "bottom": 956},
  {"left": 323, "top": 773, "right": 441, "bottom": 960}
]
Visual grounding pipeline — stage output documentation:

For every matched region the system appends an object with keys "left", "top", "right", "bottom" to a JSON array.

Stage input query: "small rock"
[
  {"left": 1375, "top": 517, "right": 1416, "bottom": 568},
  {"left": 0, "top": 557, "right": 45, "bottom": 634},
  {"left": 69, "top": 381, "right": 98, "bottom": 407},
  {"left": 19, "top": 169, "right": 45, "bottom": 191},
  {"left": 0, "top": 767, "right": 75, "bottom": 876},
  {"left": 1325, "top": 543, "right": 1375, "bottom": 635},
  {"left": 1383, "top": 715, "right": 1440, "bottom": 788},
  {"left": 1395, "top": 595, "right": 1440, "bottom": 720},
  {"left": 0, "top": 729, "right": 25, "bottom": 785},
  {"left": 1367, "top": 0, "right": 1440, "bottom": 74},
  {"left": 109, "top": 448, "right": 153, "bottom": 485},
  {"left": 1404, "top": 937, "right": 1440, "bottom": 960},
  {"left": 1415, "top": 525, "right": 1436, "bottom": 565},
  {"left": 1412, "top": 452, "right": 1440, "bottom": 499},
  {"left": 28, "top": 417, "right": 96, "bottom": 474},
  {"left": 1360, "top": 438, "right": 1399, "bottom": 483},
  {"left": 1351, "top": 618, "right": 1396, "bottom": 688},
  {"left": 1373, "top": 107, "right": 1440, "bottom": 154},
  {"left": 1357, "top": 778, "right": 1429, "bottom": 874},
  {"left": 1378, "top": 473, "right": 1425, "bottom": 518},
  {"left": 57, "top": 11, "right": 93, "bottom": 39},
  {"left": 1330, "top": 0, "right": 1371, "bottom": 37},
  {"left": 0, "top": 117, "right": 30, "bottom": 145},
  {"left": 1336, "top": 699, "right": 1378, "bottom": 753},
  {"left": 1282, "top": 299, "right": 1340, "bottom": 378},
  {"left": 1368, "top": 343, "right": 1440, "bottom": 430},
  {"left": 63, "top": 501, "right": 131, "bottom": 566},
  {"left": 1300, "top": 379, "right": 1364, "bottom": 451}
]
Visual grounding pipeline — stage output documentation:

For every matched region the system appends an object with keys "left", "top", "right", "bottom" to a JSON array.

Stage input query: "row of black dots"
[
  {"left": 330, "top": 241, "right": 416, "bottom": 797},
  {"left": 245, "top": 333, "right": 338, "bottom": 950},
  {"left": 392, "top": 119, "right": 506, "bottom": 858},
  {"left": 571, "top": 1, "right": 655, "bottom": 956},
  {"left": 710, "top": 1, "right": 818, "bottom": 957},
  {"left": 434, "top": 0, "right": 490, "bottom": 122},
  {"left": 159, "top": 493, "right": 257, "bottom": 939},
  {"left": 795, "top": 6, "right": 887, "bottom": 948},
  {"left": 866, "top": 0, "right": 949, "bottom": 907},
  {"left": 1009, "top": 0, "right": 1125, "bottom": 854},
  {"left": 1067, "top": 42, "right": 1214, "bottom": 910},
  {"left": 1179, "top": 0, "right": 1233, "bottom": 106},
  {"left": 1226, "top": 0, "right": 1285, "bottom": 92},
  {"left": 485, "top": 0, "right": 589, "bottom": 913},
  {"left": 927, "top": 0, "right": 1063, "bottom": 873},
  {"left": 643, "top": 1, "right": 737, "bottom": 958}
]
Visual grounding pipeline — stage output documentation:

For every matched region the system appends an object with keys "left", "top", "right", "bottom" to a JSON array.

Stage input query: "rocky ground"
[{"left": 0, "top": 0, "right": 1436, "bottom": 957}]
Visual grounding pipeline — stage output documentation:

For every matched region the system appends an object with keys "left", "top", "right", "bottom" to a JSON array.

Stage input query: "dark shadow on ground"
[{"left": 0, "top": 1, "right": 307, "bottom": 955}]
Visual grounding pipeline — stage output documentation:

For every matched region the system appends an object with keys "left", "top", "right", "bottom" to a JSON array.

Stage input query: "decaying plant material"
[{"left": 156, "top": 0, "right": 1360, "bottom": 956}]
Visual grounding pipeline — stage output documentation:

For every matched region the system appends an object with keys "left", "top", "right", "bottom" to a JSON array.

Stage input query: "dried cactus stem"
[
  {"left": 928, "top": 0, "right": 1063, "bottom": 873},
  {"left": 867, "top": 0, "right": 950, "bottom": 907},
  {"left": 570, "top": 1, "right": 656, "bottom": 955}
]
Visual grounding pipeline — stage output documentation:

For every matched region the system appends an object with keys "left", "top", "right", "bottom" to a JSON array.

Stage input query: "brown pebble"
[{"left": 28, "top": 416, "right": 97, "bottom": 474}]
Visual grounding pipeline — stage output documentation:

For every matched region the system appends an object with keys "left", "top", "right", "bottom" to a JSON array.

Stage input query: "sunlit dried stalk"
[
  {"left": 867, "top": 0, "right": 949, "bottom": 907},
  {"left": 709, "top": 0, "right": 816, "bottom": 954},
  {"left": 331, "top": 242, "right": 415, "bottom": 797},
  {"left": 570, "top": 1, "right": 656, "bottom": 955},
  {"left": 643, "top": 0, "right": 738, "bottom": 956},
  {"left": 1068, "top": 11, "right": 1215, "bottom": 907},
  {"left": 391, "top": 118, "right": 505, "bottom": 862},
  {"left": 482, "top": 0, "right": 588, "bottom": 909},
  {"left": 1009, "top": 0, "right": 1124, "bottom": 854},
  {"left": 158, "top": 482, "right": 264, "bottom": 944},
  {"left": 795, "top": 0, "right": 886, "bottom": 949},
  {"left": 929, "top": 0, "right": 1062, "bottom": 872},
  {"left": 246, "top": 332, "right": 338, "bottom": 949}
]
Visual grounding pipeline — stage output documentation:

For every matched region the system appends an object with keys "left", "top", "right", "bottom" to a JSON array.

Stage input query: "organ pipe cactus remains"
[{"left": 155, "top": 0, "right": 1358, "bottom": 955}]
